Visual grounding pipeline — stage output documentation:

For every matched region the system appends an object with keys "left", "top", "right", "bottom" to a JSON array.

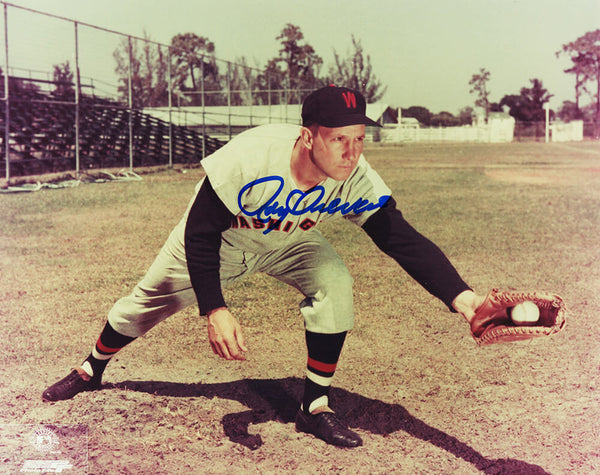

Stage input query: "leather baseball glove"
[{"left": 470, "top": 289, "right": 567, "bottom": 345}]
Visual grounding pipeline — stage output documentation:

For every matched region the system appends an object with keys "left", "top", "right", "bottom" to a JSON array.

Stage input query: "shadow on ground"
[{"left": 111, "top": 377, "right": 549, "bottom": 475}]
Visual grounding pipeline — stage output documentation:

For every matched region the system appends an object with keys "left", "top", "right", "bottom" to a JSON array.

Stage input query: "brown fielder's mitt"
[{"left": 470, "top": 289, "right": 567, "bottom": 345}]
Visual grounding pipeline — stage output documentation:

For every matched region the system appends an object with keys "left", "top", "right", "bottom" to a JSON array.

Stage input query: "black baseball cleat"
[
  {"left": 295, "top": 407, "right": 363, "bottom": 447},
  {"left": 42, "top": 368, "right": 101, "bottom": 402}
]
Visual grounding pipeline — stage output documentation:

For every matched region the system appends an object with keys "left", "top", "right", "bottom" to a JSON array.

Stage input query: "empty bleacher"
[{"left": 0, "top": 77, "right": 225, "bottom": 177}]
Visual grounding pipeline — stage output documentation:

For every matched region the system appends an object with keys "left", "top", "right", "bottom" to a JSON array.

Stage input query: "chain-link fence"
[{"left": 0, "top": 2, "right": 323, "bottom": 180}]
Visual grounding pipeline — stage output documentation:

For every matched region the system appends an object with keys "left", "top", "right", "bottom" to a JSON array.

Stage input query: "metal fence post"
[
  {"left": 127, "top": 35, "right": 133, "bottom": 171},
  {"left": 285, "top": 71, "right": 290, "bottom": 122},
  {"left": 200, "top": 56, "right": 206, "bottom": 158},
  {"left": 267, "top": 73, "right": 271, "bottom": 123},
  {"left": 545, "top": 104, "right": 550, "bottom": 143},
  {"left": 3, "top": 3, "right": 9, "bottom": 181},
  {"left": 167, "top": 46, "right": 172, "bottom": 168},
  {"left": 226, "top": 61, "right": 231, "bottom": 140},
  {"left": 74, "top": 21, "right": 80, "bottom": 175},
  {"left": 248, "top": 67, "right": 253, "bottom": 127}
]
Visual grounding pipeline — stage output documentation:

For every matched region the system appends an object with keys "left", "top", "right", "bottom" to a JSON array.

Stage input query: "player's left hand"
[{"left": 206, "top": 307, "right": 248, "bottom": 360}]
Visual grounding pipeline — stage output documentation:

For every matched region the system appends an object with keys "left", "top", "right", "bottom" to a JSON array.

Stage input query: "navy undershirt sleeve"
[
  {"left": 361, "top": 197, "right": 471, "bottom": 311},
  {"left": 184, "top": 177, "right": 234, "bottom": 315}
]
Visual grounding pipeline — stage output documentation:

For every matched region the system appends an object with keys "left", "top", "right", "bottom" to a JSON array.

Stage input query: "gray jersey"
[{"left": 202, "top": 124, "right": 391, "bottom": 254}]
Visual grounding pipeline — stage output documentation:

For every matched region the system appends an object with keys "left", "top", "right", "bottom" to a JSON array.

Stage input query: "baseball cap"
[{"left": 302, "top": 85, "right": 381, "bottom": 128}]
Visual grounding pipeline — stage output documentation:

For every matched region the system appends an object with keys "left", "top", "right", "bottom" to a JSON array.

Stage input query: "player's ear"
[{"left": 300, "top": 126, "right": 314, "bottom": 150}]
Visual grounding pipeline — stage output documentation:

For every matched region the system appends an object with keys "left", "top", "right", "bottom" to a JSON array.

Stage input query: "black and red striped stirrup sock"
[
  {"left": 83, "top": 321, "right": 136, "bottom": 377},
  {"left": 302, "top": 330, "right": 347, "bottom": 414}
]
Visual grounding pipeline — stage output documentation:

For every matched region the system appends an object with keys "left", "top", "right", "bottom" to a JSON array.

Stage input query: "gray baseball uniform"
[{"left": 107, "top": 124, "right": 391, "bottom": 337}]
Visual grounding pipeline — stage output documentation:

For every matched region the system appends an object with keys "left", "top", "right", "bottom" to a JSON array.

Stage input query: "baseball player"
[{"left": 43, "top": 85, "right": 485, "bottom": 448}]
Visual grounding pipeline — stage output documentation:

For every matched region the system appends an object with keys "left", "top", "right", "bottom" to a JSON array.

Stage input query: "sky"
[{"left": 5, "top": 0, "right": 600, "bottom": 114}]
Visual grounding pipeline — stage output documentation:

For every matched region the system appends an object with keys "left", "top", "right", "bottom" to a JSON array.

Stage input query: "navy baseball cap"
[{"left": 302, "top": 85, "right": 381, "bottom": 128}]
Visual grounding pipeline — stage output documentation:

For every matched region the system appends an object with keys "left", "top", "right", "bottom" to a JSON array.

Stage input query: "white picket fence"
[
  {"left": 380, "top": 120, "right": 515, "bottom": 144},
  {"left": 380, "top": 118, "right": 584, "bottom": 144}
]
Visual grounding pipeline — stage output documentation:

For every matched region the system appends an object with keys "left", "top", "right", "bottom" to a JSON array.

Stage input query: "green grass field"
[{"left": 1, "top": 141, "right": 599, "bottom": 474}]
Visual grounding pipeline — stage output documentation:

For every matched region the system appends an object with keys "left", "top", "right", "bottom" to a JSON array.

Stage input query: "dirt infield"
[{"left": 1, "top": 141, "right": 599, "bottom": 474}]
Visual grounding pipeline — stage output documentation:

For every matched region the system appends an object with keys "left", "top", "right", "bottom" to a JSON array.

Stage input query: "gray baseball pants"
[{"left": 107, "top": 215, "right": 355, "bottom": 337}]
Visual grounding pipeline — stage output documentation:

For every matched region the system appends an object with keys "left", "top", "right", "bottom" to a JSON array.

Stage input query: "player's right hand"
[{"left": 206, "top": 307, "right": 248, "bottom": 360}]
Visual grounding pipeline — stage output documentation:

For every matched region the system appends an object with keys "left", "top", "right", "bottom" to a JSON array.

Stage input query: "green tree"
[
  {"left": 557, "top": 29, "right": 600, "bottom": 132},
  {"left": 328, "top": 35, "right": 386, "bottom": 102},
  {"left": 227, "top": 57, "right": 255, "bottom": 106},
  {"left": 469, "top": 68, "right": 491, "bottom": 121},
  {"left": 519, "top": 78, "right": 553, "bottom": 121},
  {"left": 113, "top": 32, "right": 169, "bottom": 108},
  {"left": 170, "top": 33, "right": 220, "bottom": 106},
  {"left": 253, "top": 61, "right": 286, "bottom": 105},
  {"left": 458, "top": 106, "right": 475, "bottom": 125},
  {"left": 401, "top": 106, "right": 433, "bottom": 126},
  {"left": 267, "top": 24, "right": 323, "bottom": 103},
  {"left": 560, "top": 53, "right": 589, "bottom": 116},
  {"left": 430, "top": 111, "right": 461, "bottom": 127},
  {"left": 499, "top": 94, "right": 525, "bottom": 120},
  {"left": 113, "top": 36, "right": 137, "bottom": 105},
  {"left": 52, "top": 61, "right": 74, "bottom": 98},
  {"left": 499, "top": 79, "right": 553, "bottom": 122},
  {"left": 489, "top": 102, "right": 503, "bottom": 113},
  {"left": 558, "top": 100, "right": 584, "bottom": 121}
]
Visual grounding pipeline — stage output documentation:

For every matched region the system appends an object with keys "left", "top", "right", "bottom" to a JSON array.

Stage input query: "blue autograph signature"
[{"left": 237, "top": 175, "right": 390, "bottom": 235}]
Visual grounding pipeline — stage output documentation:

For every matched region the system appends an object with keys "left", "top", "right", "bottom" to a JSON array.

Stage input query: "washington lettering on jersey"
[
  {"left": 237, "top": 175, "right": 390, "bottom": 235},
  {"left": 230, "top": 216, "right": 317, "bottom": 233}
]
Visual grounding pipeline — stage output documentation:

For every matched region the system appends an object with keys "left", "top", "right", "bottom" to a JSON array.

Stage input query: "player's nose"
[
  {"left": 344, "top": 139, "right": 361, "bottom": 161},
  {"left": 342, "top": 149, "right": 354, "bottom": 162}
]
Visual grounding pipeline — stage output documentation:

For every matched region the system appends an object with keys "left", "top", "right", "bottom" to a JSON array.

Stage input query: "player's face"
[{"left": 309, "top": 124, "right": 365, "bottom": 181}]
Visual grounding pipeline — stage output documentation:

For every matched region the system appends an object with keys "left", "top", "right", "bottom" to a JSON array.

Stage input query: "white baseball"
[{"left": 510, "top": 301, "right": 540, "bottom": 325}]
